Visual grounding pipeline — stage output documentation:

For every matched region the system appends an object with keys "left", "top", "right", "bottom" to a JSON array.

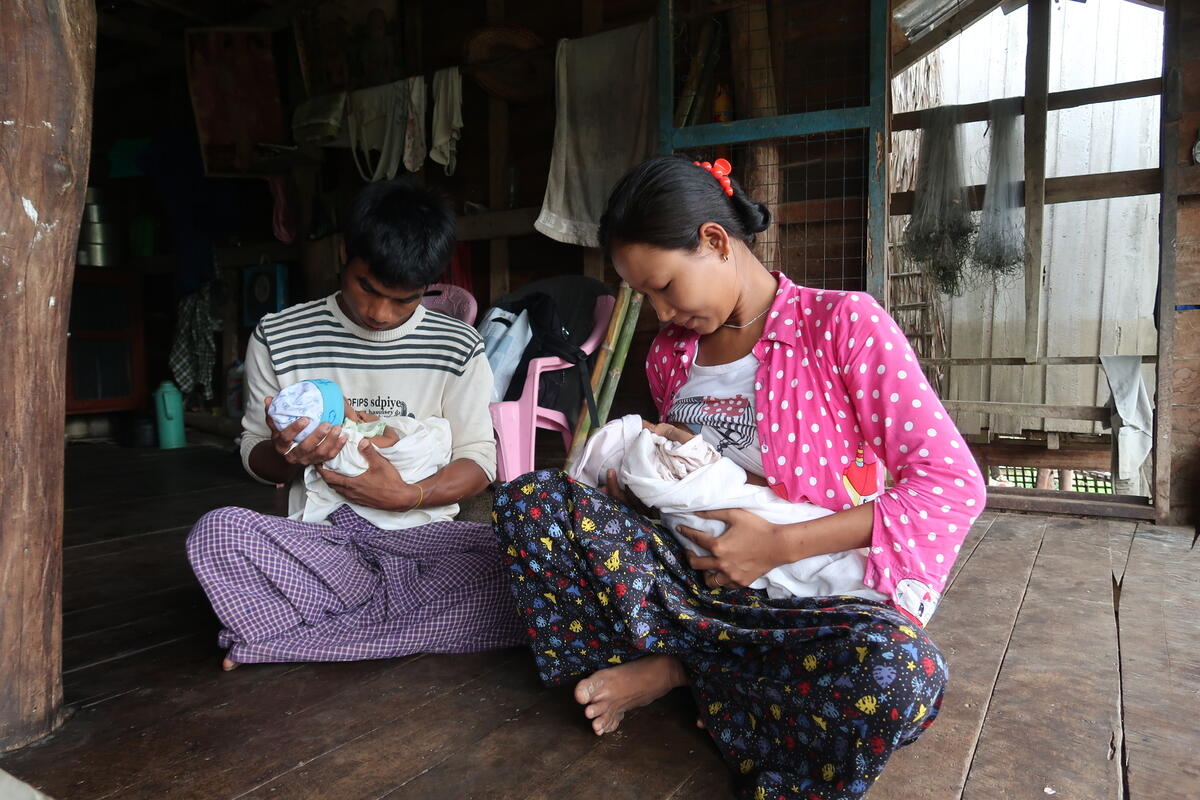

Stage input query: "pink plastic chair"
[
  {"left": 490, "top": 293, "right": 616, "bottom": 482},
  {"left": 422, "top": 283, "right": 478, "bottom": 325}
]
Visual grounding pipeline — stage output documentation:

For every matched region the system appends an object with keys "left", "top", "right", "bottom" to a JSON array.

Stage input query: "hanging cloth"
[
  {"left": 402, "top": 75, "right": 427, "bottom": 173},
  {"left": 347, "top": 81, "right": 406, "bottom": 182},
  {"left": 168, "top": 282, "right": 217, "bottom": 400},
  {"left": 291, "top": 92, "right": 348, "bottom": 146},
  {"left": 534, "top": 20, "right": 657, "bottom": 247},
  {"left": 430, "top": 67, "right": 463, "bottom": 175}
]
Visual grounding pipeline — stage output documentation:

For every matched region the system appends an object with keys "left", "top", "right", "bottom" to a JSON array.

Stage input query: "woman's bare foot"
[
  {"left": 221, "top": 656, "right": 240, "bottom": 671},
  {"left": 574, "top": 654, "right": 688, "bottom": 736}
]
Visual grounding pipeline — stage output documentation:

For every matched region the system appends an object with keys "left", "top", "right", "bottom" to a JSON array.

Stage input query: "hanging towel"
[
  {"left": 535, "top": 21, "right": 657, "bottom": 247},
  {"left": 1100, "top": 355, "right": 1154, "bottom": 493},
  {"left": 430, "top": 67, "right": 463, "bottom": 175},
  {"left": 347, "top": 81, "right": 407, "bottom": 182},
  {"left": 402, "top": 75, "right": 427, "bottom": 173}
]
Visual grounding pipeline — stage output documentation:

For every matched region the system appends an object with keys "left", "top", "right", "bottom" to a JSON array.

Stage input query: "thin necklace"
[{"left": 721, "top": 303, "right": 771, "bottom": 329}]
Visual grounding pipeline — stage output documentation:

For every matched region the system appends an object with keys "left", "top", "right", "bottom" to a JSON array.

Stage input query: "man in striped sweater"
[{"left": 186, "top": 180, "right": 523, "bottom": 668}]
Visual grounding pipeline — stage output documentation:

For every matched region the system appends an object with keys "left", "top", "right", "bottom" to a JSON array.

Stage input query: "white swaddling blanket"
[
  {"left": 570, "top": 415, "right": 886, "bottom": 601},
  {"left": 296, "top": 416, "right": 457, "bottom": 530}
]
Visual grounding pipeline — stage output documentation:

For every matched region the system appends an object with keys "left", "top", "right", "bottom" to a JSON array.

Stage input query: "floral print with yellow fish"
[{"left": 494, "top": 470, "right": 949, "bottom": 800}]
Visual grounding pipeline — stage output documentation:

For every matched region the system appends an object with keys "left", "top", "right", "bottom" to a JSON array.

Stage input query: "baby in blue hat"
[{"left": 268, "top": 379, "right": 453, "bottom": 529}]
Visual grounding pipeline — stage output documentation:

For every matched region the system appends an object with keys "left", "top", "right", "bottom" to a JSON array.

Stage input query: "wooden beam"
[
  {"left": 944, "top": 400, "right": 1110, "bottom": 422},
  {"left": 985, "top": 487, "right": 1156, "bottom": 519},
  {"left": 1024, "top": 0, "right": 1050, "bottom": 364},
  {"left": 0, "top": 0, "right": 95, "bottom": 751},
  {"left": 889, "top": 168, "right": 1162, "bottom": 215},
  {"left": 891, "top": 77, "right": 1163, "bottom": 131},
  {"left": 921, "top": 354, "right": 1157, "bottom": 366},
  {"left": 892, "top": 0, "right": 1008, "bottom": 76}
]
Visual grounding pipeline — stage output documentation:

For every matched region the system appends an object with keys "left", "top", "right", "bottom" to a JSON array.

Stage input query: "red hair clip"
[{"left": 693, "top": 158, "right": 734, "bottom": 196}]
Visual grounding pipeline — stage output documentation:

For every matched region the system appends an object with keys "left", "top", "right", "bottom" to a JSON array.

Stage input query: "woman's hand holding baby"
[{"left": 676, "top": 508, "right": 789, "bottom": 589}]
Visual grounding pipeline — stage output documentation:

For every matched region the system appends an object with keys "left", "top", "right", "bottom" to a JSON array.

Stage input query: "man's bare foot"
[
  {"left": 222, "top": 656, "right": 240, "bottom": 671},
  {"left": 574, "top": 654, "right": 688, "bottom": 736}
]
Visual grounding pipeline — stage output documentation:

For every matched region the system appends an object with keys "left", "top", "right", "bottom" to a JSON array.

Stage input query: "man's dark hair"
[{"left": 344, "top": 179, "right": 456, "bottom": 288}]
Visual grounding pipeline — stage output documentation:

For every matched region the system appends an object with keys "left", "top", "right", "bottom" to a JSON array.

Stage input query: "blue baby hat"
[{"left": 268, "top": 379, "right": 345, "bottom": 442}]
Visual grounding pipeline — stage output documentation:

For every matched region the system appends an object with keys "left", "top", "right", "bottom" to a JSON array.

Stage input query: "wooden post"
[
  {"left": 728, "top": 1, "right": 780, "bottom": 268},
  {"left": 1024, "top": 0, "right": 1050, "bottom": 363},
  {"left": 487, "top": 0, "right": 510, "bottom": 302},
  {"left": 0, "top": 0, "right": 95, "bottom": 751}
]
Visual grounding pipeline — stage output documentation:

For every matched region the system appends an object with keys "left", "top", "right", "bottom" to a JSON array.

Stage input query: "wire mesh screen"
[{"left": 671, "top": 0, "right": 871, "bottom": 290}]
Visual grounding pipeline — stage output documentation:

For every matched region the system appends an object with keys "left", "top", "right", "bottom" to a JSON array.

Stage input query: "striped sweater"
[{"left": 240, "top": 294, "right": 496, "bottom": 516}]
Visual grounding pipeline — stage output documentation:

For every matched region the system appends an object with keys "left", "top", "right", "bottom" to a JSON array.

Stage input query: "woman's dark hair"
[
  {"left": 344, "top": 179, "right": 455, "bottom": 288},
  {"left": 597, "top": 156, "right": 771, "bottom": 257}
]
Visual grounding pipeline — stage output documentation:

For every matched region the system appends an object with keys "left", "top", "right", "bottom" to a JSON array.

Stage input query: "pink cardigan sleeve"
[{"left": 832, "top": 296, "right": 987, "bottom": 617}]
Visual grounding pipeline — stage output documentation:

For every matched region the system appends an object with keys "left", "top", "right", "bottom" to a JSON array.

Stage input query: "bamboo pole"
[
  {"left": 563, "top": 283, "right": 632, "bottom": 472},
  {"left": 594, "top": 292, "right": 644, "bottom": 426}
]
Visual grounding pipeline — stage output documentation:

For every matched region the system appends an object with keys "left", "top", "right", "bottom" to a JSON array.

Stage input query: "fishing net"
[
  {"left": 972, "top": 97, "right": 1025, "bottom": 279},
  {"left": 904, "top": 105, "right": 975, "bottom": 296}
]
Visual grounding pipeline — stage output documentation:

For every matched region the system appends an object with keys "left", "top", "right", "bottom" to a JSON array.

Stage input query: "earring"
[{"left": 722, "top": 253, "right": 729, "bottom": 262}]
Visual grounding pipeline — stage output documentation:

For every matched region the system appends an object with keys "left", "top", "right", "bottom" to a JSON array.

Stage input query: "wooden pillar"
[
  {"left": 0, "top": 0, "right": 95, "bottom": 751},
  {"left": 1161, "top": 0, "right": 1200, "bottom": 525},
  {"left": 1023, "top": 0, "right": 1050, "bottom": 363},
  {"left": 487, "top": 0, "right": 510, "bottom": 301}
]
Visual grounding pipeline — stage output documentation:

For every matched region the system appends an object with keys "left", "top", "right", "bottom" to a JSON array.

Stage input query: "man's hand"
[
  {"left": 317, "top": 439, "right": 420, "bottom": 511},
  {"left": 676, "top": 508, "right": 787, "bottom": 590},
  {"left": 265, "top": 396, "right": 347, "bottom": 467}
]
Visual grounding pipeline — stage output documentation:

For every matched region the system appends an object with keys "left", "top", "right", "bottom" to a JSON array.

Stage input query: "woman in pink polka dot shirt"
[{"left": 493, "top": 156, "right": 988, "bottom": 799}]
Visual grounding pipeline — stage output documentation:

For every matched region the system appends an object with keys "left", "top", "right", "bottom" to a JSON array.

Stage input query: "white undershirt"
[{"left": 666, "top": 351, "right": 764, "bottom": 476}]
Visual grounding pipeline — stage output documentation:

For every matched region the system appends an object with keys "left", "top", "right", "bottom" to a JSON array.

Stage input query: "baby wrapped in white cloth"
[
  {"left": 269, "top": 380, "right": 456, "bottom": 530},
  {"left": 569, "top": 415, "right": 886, "bottom": 601}
]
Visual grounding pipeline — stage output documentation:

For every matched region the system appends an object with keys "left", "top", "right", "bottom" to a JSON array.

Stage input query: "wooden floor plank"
[
  {"left": 63, "top": 600, "right": 215, "bottom": 673},
  {"left": 870, "top": 514, "right": 1048, "bottom": 800},
  {"left": 116, "top": 651, "right": 526, "bottom": 799},
  {"left": 961, "top": 518, "right": 1125, "bottom": 800},
  {"left": 239, "top": 653, "right": 547, "bottom": 800},
  {"left": 64, "top": 445, "right": 248, "bottom": 510},
  {"left": 65, "top": 482, "right": 276, "bottom": 548},
  {"left": 0, "top": 655, "right": 400, "bottom": 798},
  {"left": 524, "top": 688, "right": 720, "bottom": 800},
  {"left": 379, "top": 685, "right": 606, "bottom": 799},
  {"left": 63, "top": 583, "right": 207, "bottom": 640},
  {"left": 943, "top": 511, "right": 998, "bottom": 592},
  {"left": 666, "top": 758, "right": 735, "bottom": 799},
  {"left": 1118, "top": 526, "right": 1200, "bottom": 799}
]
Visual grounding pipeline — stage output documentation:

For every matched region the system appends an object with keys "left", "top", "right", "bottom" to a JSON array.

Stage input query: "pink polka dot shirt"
[{"left": 646, "top": 273, "right": 988, "bottom": 625}]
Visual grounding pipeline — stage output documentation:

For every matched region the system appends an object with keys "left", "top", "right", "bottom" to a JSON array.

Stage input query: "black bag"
[{"left": 497, "top": 291, "right": 600, "bottom": 430}]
